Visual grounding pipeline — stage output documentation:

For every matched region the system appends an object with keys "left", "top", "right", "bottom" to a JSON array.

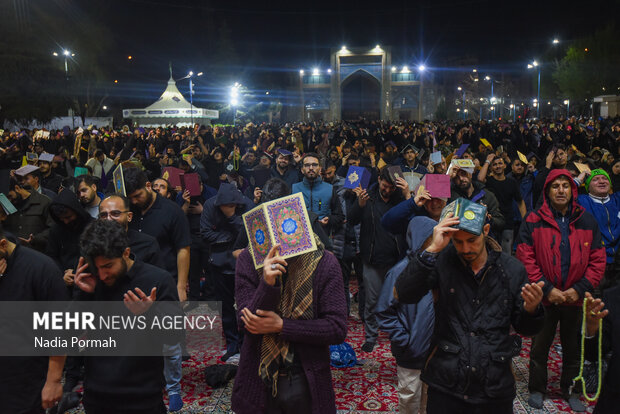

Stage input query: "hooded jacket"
[
  {"left": 200, "top": 183, "right": 254, "bottom": 273},
  {"left": 376, "top": 216, "right": 435, "bottom": 369},
  {"left": 516, "top": 169, "right": 606, "bottom": 302},
  {"left": 46, "top": 189, "right": 94, "bottom": 272}
]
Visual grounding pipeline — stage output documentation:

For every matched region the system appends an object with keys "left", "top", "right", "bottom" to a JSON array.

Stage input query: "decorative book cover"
[
  {"left": 243, "top": 193, "right": 317, "bottom": 269},
  {"left": 415, "top": 174, "right": 451, "bottom": 199},
  {"left": 162, "top": 167, "right": 184, "bottom": 188},
  {"left": 387, "top": 166, "right": 404, "bottom": 185},
  {"left": 344, "top": 166, "right": 371, "bottom": 190},
  {"left": 113, "top": 164, "right": 126, "bottom": 196},
  {"left": 440, "top": 197, "right": 487, "bottom": 236}
]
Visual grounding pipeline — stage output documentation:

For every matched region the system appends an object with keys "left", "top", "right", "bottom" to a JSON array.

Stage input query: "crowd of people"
[{"left": 0, "top": 115, "right": 619, "bottom": 413}]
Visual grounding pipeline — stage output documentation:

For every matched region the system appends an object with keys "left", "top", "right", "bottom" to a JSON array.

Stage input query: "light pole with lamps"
[
  {"left": 527, "top": 61, "right": 541, "bottom": 118},
  {"left": 485, "top": 76, "right": 494, "bottom": 120},
  {"left": 457, "top": 86, "right": 465, "bottom": 119},
  {"left": 418, "top": 64, "right": 426, "bottom": 121},
  {"left": 52, "top": 49, "right": 75, "bottom": 80},
  {"left": 178, "top": 71, "right": 203, "bottom": 128},
  {"left": 564, "top": 99, "right": 570, "bottom": 118},
  {"left": 230, "top": 83, "right": 241, "bottom": 126}
]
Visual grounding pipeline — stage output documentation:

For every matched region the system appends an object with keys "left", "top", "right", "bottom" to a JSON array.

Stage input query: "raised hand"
[
  {"left": 426, "top": 212, "right": 460, "bottom": 253},
  {"left": 123, "top": 287, "right": 157, "bottom": 315},
  {"left": 584, "top": 292, "right": 609, "bottom": 337},
  {"left": 74, "top": 257, "right": 96, "bottom": 293},
  {"left": 414, "top": 189, "right": 432, "bottom": 207},
  {"left": 262, "top": 244, "right": 288, "bottom": 286}
]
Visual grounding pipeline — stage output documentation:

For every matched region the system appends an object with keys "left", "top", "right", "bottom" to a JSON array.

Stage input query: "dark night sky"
[{"left": 11, "top": 0, "right": 619, "bottom": 106}]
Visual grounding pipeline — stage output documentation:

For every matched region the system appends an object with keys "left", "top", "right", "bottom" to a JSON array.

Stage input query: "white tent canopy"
[{"left": 123, "top": 75, "right": 218, "bottom": 127}]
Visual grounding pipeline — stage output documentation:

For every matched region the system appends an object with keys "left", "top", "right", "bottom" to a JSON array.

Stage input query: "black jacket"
[
  {"left": 348, "top": 183, "right": 406, "bottom": 267},
  {"left": 46, "top": 189, "right": 94, "bottom": 272},
  {"left": 3, "top": 190, "right": 54, "bottom": 252},
  {"left": 395, "top": 238, "right": 545, "bottom": 404}
]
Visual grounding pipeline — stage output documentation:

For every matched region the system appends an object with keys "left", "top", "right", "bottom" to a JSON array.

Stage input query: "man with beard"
[
  {"left": 349, "top": 169, "right": 407, "bottom": 352},
  {"left": 399, "top": 144, "right": 428, "bottom": 174},
  {"left": 271, "top": 149, "right": 301, "bottom": 188},
  {"left": 38, "top": 153, "right": 63, "bottom": 194},
  {"left": 123, "top": 167, "right": 190, "bottom": 411},
  {"left": 449, "top": 166, "right": 505, "bottom": 238},
  {"left": 394, "top": 211, "right": 545, "bottom": 413},
  {"left": 477, "top": 154, "right": 526, "bottom": 254},
  {"left": 98, "top": 195, "right": 163, "bottom": 268},
  {"left": 76, "top": 175, "right": 102, "bottom": 219},
  {"left": 292, "top": 153, "right": 344, "bottom": 237},
  {"left": 4, "top": 177, "right": 54, "bottom": 252},
  {"left": 0, "top": 228, "right": 69, "bottom": 413},
  {"left": 74, "top": 220, "right": 181, "bottom": 413},
  {"left": 15, "top": 165, "right": 57, "bottom": 200}
]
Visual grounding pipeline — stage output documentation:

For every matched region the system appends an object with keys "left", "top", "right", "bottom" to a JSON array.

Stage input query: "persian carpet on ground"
[{"left": 68, "top": 283, "right": 597, "bottom": 413}]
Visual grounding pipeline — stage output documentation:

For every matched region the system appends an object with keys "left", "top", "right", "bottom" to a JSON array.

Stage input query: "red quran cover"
[
  {"left": 181, "top": 172, "right": 201, "bottom": 197},
  {"left": 162, "top": 167, "right": 184, "bottom": 188},
  {"left": 242, "top": 193, "right": 317, "bottom": 269}
]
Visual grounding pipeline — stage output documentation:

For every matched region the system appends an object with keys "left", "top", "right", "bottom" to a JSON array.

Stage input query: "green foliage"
[{"left": 553, "top": 25, "right": 620, "bottom": 102}]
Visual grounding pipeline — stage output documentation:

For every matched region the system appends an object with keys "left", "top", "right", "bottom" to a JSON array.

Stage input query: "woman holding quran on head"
[{"left": 232, "top": 190, "right": 347, "bottom": 414}]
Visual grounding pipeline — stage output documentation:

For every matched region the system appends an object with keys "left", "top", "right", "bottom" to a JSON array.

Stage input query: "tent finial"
[{"left": 169, "top": 62, "right": 173, "bottom": 79}]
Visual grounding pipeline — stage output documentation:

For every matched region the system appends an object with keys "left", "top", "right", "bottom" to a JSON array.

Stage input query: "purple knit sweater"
[{"left": 231, "top": 248, "right": 348, "bottom": 414}]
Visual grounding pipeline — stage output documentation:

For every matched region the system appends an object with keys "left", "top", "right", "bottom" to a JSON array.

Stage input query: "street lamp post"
[
  {"left": 564, "top": 99, "right": 570, "bottom": 118},
  {"left": 418, "top": 65, "right": 426, "bottom": 121},
  {"left": 528, "top": 61, "right": 541, "bottom": 118},
  {"left": 458, "top": 86, "right": 465, "bottom": 119},
  {"left": 178, "top": 71, "right": 203, "bottom": 128},
  {"left": 52, "top": 49, "right": 75, "bottom": 80},
  {"left": 230, "top": 83, "right": 241, "bottom": 126},
  {"left": 485, "top": 76, "right": 494, "bottom": 120}
]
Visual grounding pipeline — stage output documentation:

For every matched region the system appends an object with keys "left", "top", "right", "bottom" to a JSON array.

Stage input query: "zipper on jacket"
[{"left": 605, "top": 205, "right": 614, "bottom": 243}]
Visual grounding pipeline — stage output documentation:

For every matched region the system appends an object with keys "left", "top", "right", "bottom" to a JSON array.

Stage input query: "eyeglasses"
[{"left": 98, "top": 210, "right": 129, "bottom": 219}]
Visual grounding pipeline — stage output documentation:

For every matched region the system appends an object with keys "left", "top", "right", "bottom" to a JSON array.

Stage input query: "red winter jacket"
[{"left": 516, "top": 169, "right": 606, "bottom": 305}]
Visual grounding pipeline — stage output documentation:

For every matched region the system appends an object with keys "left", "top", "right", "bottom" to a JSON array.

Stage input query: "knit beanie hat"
[{"left": 585, "top": 169, "right": 611, "bottom": 190}]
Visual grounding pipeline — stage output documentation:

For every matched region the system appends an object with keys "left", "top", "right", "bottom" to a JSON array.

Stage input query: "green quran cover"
[{"left": 439, "top": 197, "right": 487, "bottom": 236}]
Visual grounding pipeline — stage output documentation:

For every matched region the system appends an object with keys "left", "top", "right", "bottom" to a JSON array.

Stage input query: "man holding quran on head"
[
  {"left": 394, "top": 199, "right": 545, "bottom": 413},
  {"left": 232, "top": 191, "right": 347, "bottom": 414}
]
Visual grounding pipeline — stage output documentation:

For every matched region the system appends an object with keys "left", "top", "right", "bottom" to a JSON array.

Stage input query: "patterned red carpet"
[{"left": 68, "top": 293, "right": 597, "bottom": 413}]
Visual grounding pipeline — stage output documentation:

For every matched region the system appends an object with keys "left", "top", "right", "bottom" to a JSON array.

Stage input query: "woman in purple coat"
[{"left": 232, "top": 237, "right": 347, "bottom": 414}]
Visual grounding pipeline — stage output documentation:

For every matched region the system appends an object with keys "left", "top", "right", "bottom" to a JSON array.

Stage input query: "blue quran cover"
[{"left": 344, "top": 166, "right": 371, "bottom": 190}]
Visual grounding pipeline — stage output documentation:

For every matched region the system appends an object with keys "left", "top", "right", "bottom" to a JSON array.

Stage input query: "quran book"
[
  {"left": 344, "top": 166, "right": 371, "bottom": 190},
  {"left": 74, "top": 167, "right": 89, "bottom": 177},
  {"left": 387, "top": 166, "right": 404, "bottom": 185},
  {"left": 455, "top": 144, "right": 470, "bottom": 158},
  {"left": 181, "top": 172, "right": 201, "bottom": 197},
  {"left": 415, "top": 174, "right": 451, "bottom": 199},
  {"left": 403, "top": 172, "right": 423, "bottom": 192},
  {"left": 479, "top": 138, "right": 492, "bottom": 149},
  {"left": 0, "top": 194, "right": 17, "bottom": 215},
  {"left": 162, "top": 167, "right": 184, "bottom": 188},
  {"left": 447, "top": 158, "right": 475, "bottom": 175},
  {"left": 440, "top": 197, "right": 487, "bottom": 236},
  {"left": 517, "top": 151, "right": 528, "bottom": 164},
  {"left": 113, "top": 164, "right": 126, "bottom": 196},
  {"left": 243, "top": 193, "right": 317, "bottom": 269}
]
